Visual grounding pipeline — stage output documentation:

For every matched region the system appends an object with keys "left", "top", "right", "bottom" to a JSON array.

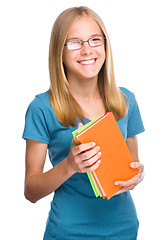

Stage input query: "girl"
[{"left": 23, "top": 6, "right": 145, "bottom": 239}]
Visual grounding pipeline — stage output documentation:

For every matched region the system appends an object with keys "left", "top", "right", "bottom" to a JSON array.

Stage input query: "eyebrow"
[{"left": 67, "top": 34, "right": 103, "bottom": 42}]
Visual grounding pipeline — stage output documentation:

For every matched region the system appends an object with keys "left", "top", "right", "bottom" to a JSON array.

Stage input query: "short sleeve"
[
  {"left": 22, "top": 97, "right": 50, "bottom": 144},
  {"left": 127, "top": 93, "right": 145, "bottom": 138}
]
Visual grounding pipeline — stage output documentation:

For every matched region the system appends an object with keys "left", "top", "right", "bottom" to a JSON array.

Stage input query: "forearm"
[
  {"left": 25, "top": 157, "right": 75, "bottom": 203},
  {"left": 126, "top": 136, "right": 139, "bottom": 162},
  {"left": 24, "top": 137, "right": 101, "bottom": 203}
]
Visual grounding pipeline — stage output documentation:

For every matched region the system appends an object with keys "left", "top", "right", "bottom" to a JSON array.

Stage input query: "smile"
[{"left": 78, "top": 59, "right": 96, "bottom": 65}]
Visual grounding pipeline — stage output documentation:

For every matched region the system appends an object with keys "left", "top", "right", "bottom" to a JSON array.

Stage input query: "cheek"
[
  {"left": 102, "top": 51, "right": 106, "bottom": 62},
  {"left": 63, "top": 52, "right": 72, "bottom": 71},
  {"left": 102, "top": 46, "right": 106, "bottom": 59},
  {"left": 62, "top": 49, "right": 68, "bottom": 65},
  {"left": 98, "top": 45, "right": 105, "bottom": 59},
  {"left": 98, "top": 47, "right": 106, "bottom": 65},
  {"left": 63, "top": 50, "right": 76, "bottom": 66},
  {"left": 62, "top": 52, "right": 79, "bottom": 75}
]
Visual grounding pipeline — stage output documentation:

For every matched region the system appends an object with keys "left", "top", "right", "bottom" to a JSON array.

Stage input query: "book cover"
[{"left": 75, "top": 112, "right": 139, "bottom": 199}]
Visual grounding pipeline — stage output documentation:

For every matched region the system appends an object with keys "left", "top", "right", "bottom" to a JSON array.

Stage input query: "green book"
[{"left": 72, "top": 115, "right": 103, "bottom": 197}]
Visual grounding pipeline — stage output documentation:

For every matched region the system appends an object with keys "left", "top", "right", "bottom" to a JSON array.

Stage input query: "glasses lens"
[
  {"left": 67, "top": 40, "right": 82, "bottom": 50},
  {"left": 89, "top": 36, "right": 105, "bottom": 47}
]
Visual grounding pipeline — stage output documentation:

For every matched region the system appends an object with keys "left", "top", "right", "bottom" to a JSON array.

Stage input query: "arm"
[
  {"left": 126, "top": 135, "right": 139, "bottom": 162},
  {"left": 114, "top": 135, "right": 144, "bottom": 195},
  {"left": 24, "top": 127, "right": 101, "bottom": 203},
  {"left": 24, "top": 139, "right": 74, "bottom": 203}
]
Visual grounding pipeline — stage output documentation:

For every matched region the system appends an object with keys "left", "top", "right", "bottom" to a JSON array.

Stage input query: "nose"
[{"left": 80, "top": 41, "right": 92, "bottom": 55}]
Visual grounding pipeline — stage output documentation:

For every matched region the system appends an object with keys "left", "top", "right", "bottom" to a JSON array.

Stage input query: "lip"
[{"left": 77, "top": 58, "right": 97, "bottom": 65}]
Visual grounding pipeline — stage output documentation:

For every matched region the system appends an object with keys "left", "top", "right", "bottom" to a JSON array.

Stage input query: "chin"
[
  {"left": 81, "top": 74, "right": 98, "bottom": 80},
  {"left": 80, "top": 69, "right": 100, "bottom": 80}
]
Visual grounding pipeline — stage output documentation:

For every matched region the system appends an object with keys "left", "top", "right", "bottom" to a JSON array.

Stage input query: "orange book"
[{"left": 75, "top": 112, "right": 139, "bottom": 199}]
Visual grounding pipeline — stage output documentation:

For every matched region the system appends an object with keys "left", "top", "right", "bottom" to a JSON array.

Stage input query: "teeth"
[{"left": 79, "top": 59, "right": 96, "bottom": 65}]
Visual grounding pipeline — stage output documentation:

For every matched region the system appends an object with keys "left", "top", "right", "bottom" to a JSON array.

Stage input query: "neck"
[{"left": 68, "top": 76, "right": 100, "bottom": 101}]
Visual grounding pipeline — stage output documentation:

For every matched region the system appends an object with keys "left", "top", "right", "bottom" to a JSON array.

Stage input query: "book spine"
[{"left": 92, "top": 171, "right": 106, "bottom": 198}]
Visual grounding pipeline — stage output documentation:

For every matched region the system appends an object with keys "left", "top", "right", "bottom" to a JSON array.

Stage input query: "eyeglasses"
[{"left": 64, "top": 36, "right": 105, "bottom": 50}]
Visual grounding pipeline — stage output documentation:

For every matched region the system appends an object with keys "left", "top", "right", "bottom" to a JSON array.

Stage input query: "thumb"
[
  {"left": 78, "top": 122, "right": 83, "bottom": 129},
  {"left": 71, "top": 122, "right": 83, "bottom": 146}
]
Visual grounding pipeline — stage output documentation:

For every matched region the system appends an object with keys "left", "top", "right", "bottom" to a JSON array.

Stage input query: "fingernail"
[
  {"left": 114, "top": 182, "right": 119, "bottom": 185},
  {"left": 92, "top": 142, "right": 96, "bottom": 147},
  {"left": 130, "top": 162, "right": 136, "bottom": 168},
  {"left": 98, "top": 151, "right": 101, "bottom": 156},
  {"left": 78, "top": 123, "right": 83, "bottom": 128}
]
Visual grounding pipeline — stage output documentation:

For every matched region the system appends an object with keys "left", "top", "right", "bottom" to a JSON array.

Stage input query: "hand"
[
  {"left": 113, "top": 162, "right": 144, "bottom": 196},
  {"left": 66, "top": 123, "right": 101, "bottom": 174}
]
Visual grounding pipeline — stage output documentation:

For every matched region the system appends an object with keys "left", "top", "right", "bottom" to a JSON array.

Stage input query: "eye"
[
  {"left": 68, "top": 40, "right": 80, "bottom": 46},
  {"left": 65, "top": 39, "right": 82, "bottom": 50},
  {"left": 92, "top": 37, "right": 102, "bottom": 42}
]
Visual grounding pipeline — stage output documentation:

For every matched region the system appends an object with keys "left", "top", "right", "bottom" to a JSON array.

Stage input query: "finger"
[
  {"left": 114, "top": 175, "right": 139, "bottom": 188},
  {"left": 113, "top": 188, "right": 124, "bottom": 196},
  {"left": 74, "top": 142, "right": 96, "bottom": 155},
  {"left": 138, "top": 171, "right": 145, "bottom": 183},
  {"left": 113, "top": 187, "right": 129, "bottom": 196},
  {"left": 80, "top": 146, "right": 101, "bottom": 161},
  {"left": 82, "top": 151, "right": 101, "bottom": 167},
  {"left": 114, "top": 180, "right": 131, "bottom": 188},
  {"left": 71, "top": 123, "right": 83, "bottom": 147},
  {"left": 114, "top": 182, "right": 137, "bottom": 196},
  {"left": 86, "top": 159, "right": 101, "bottom": 172},
  {"left": 71, "top": 137, "right": 77, "bottom": 147},
  {"left": 130, "top": 162, "right": 144, "bottom": 173}
]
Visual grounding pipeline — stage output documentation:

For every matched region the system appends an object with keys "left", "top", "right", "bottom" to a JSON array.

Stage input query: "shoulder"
[
  {"left": 119, "top": 88, "right": 145, "bottom": 137},
  {"left": 119, "top": 87, "right": 136, "bottom": 109},
  {"left": 28, "top": 91, "right": 50, "bottom": 111},
  {"left": 23, "top": 91, "right": 51, "bottom": 143},
  {"left": 25, "top": 91, "right": 52, "bottom": 122},
  {"left": 120, "top": 87, "right": 135, "bottom": 100},
  {"left": 26, "top": 91, "right": 63, "bottom": 128},
  {"left": 34, "top": 91, "right": 50, "bottom": 107},
  {"left": 119, "top": 87, "right": 141, "bottom": 121}
]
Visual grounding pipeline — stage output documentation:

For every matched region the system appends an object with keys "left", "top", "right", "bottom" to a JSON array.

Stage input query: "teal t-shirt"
[{"left": 22, "top": 87, "right": 145, "bottom": 240}]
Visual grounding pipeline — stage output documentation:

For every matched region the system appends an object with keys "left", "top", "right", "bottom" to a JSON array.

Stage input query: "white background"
[{"left": 1, "top": 0, "right": 168, "bottom": 239}]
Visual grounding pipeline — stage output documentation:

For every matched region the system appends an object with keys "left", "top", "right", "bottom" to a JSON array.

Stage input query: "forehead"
[{"left": 67, "top": 15, "right": 103, "bottom": 40}]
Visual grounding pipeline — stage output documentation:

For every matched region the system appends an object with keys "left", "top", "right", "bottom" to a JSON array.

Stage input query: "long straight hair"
[{"left": 49, "top": 6, "right": 127, "bottom": 126}]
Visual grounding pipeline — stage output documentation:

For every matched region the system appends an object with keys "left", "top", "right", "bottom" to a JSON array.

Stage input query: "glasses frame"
[{"left": 64, "top": 36, "right": 106, "bottom": 50}]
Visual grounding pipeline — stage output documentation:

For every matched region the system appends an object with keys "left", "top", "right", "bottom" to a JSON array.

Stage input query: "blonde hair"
[{"left": 49, "top": 6, "right": 127, "bottom": 126}]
